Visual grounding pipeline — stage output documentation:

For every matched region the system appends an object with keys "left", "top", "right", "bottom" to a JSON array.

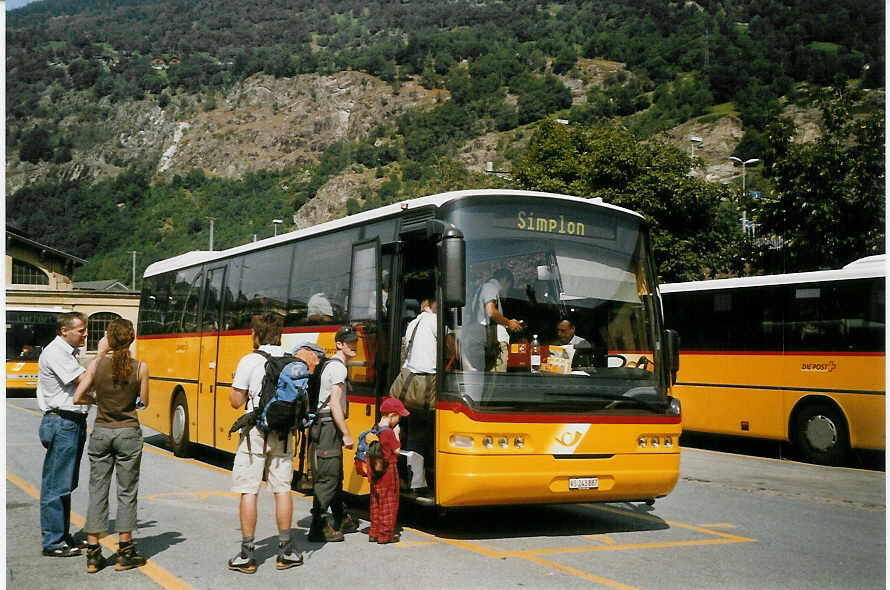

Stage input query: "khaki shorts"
[{"left": 231, "top": 426, "right": 294, "bottom": 494}]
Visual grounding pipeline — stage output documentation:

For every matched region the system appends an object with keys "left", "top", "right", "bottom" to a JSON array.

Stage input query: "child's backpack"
[
  {"left": 355, "top": 425, "right": 390, "bottom": 480},
  {"left": 228, "top": 350, "right": 310, "bottom": 453}
]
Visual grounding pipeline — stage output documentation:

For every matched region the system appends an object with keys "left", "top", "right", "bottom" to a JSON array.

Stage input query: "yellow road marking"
[
  {"left": 7, "top": 469, "right": 197, "bottom": 590},
  {"left": 698, "top": 523, "right": 737, "bottom": 529},
  {"left": 7, "top": 402, "right": 43, "bottom": 417},
  {"left": 409, "top": 527, "right": 504, "bottom": 558},
  {"left": 521, "top": 554, "right": 639, "bottom": 590},
  {"left": 585, "top": 534, "right": 618, "bottom": 544}
]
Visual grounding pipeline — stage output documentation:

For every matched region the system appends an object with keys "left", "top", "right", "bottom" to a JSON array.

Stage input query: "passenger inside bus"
[{"left": 307, "top": 292, "right": 334, "bottom": 323}]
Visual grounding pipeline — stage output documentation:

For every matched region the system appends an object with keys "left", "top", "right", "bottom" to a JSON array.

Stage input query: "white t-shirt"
[
  {"left": 307, "top": 293, "right": 333, "bottom": 317},
  {"left": 403, "top": 311, "right": 437, "bottom": 374},
  {"left": 318, "top": 356, "right": 347, "bottom": 409},
  {"left": 37, "top": 336, "right": 87, "bottom": 413},
  {"left": 569, "top": 335, "right": 591, "bottom": 348},
  {"left": 232, "top": 344, "right": 284, "bottom": 411},
  {"left": 477, "top": 279, "right": 509, "bottom": 343}
]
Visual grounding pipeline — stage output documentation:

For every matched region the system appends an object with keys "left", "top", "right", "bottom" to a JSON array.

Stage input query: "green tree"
[
  {"left": 514, "top": 118, "right": 744, "bottom": 281},
  {"left": 754, "top": 88, "right": 885, "bottom": 271}
]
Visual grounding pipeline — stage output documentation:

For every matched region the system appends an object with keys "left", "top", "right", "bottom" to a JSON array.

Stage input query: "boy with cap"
[
  {"left": 227, "top": 313, "right": 321, "bottom": 574},
  {"left": 368, "top": 397, "right": 409, "bottom": 544},
  {"left": 307, "top": 326, "right": 359, "bottom": 542}
]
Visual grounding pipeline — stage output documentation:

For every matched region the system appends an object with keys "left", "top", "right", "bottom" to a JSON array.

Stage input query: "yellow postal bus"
[
  {"left": 661, "top": 256, "right": 885, "bottom": 465},
  {"left": 6, "top": 306, "right": 66, "bottom": 391},
  {"left": 136, "top": 190, "right": 682, "bottom": 506}
]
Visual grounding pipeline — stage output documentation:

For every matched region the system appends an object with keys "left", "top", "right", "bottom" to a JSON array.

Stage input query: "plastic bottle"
[{"left": 530, "top": 334, "right": 541, "bottom": 373}]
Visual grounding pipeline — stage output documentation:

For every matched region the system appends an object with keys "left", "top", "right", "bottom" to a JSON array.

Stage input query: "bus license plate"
[{"left": 569, "top": 477, "right": 598, "bottom": 490}]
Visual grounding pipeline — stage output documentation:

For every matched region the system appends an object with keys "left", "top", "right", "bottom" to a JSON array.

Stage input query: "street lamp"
[
  {"left": 272, "top": 219, "right": 283, "bottom": 236},
  {"left": 728, "top": 156, "right": 760, "bottom": 195},
  {"left": 688, "top": 135, "right": 703, "bottom": 158}
]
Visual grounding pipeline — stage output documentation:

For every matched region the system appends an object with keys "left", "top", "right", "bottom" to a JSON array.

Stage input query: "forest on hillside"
[{"left": 5, "top": 0, "right": 886, "bottom": 284}]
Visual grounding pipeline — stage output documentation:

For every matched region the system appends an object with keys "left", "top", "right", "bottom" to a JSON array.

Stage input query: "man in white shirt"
[
  {"left": 37, "top": 311, "right": 92, "bottom": 557},
  {"left": 556, "top": 319, "right": 591, "bottom": 349},
  {"left": 308, "top": 325, "right": 358, "bottom": 543},
  {"left": 467, "top": 269, "right": 522, "bottom": 371},
  {"left": 227, "top": 313, "right": 321, "bottom": 573}
]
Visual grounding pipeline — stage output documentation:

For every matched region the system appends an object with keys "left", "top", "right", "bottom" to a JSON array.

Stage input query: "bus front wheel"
[
  {"left": 793, "top": 402, "right": 849, "bottom": 466},
  {"left": 170, "top": 393, "right": 191, "bottom": 457}
]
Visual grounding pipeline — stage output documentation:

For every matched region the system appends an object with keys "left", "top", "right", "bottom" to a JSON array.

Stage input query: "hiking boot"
[
  {"left": 275, "top": 541, "right": 303, "bottom": 570},
  {"left": 86, "top": 546, "right": 106, "bottom": 573},
  {"left": 115, "top": 543, "right": 147, "bottom": 571},
  {"left": 338, "top": 513, "right": 359, "bottom": 534},
  {"left": 227, "top": 545, "right": 257, "bottom": 574},
  {"left": 377, "top": 533, "right": 401, "bottom": 545},
  {"left": 307, "top": 523, "right": 344, "bottom": 543},
  {"left": 42, "top": 543, "right": 81, "bottom": 557}
]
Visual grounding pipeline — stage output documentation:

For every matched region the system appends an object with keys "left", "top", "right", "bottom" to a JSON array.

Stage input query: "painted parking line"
[
  {"left": 6, "top": 470, "right": 197, "bottom": 590},
  {"left": 7, "top": 401, "right": 756, "bottom": 589}
]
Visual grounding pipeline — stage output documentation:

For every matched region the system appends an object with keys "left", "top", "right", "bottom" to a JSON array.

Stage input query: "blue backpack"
[
  {"left": 254, "top": 350, "right": 311, "bottom": 438},
  {"left": 356, "top": 425, "right": 390, "bottom": 480}
]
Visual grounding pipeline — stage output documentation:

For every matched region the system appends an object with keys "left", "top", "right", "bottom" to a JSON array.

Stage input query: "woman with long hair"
[{"left": 74, "top": 318, "right": 149, "bottom": 573}]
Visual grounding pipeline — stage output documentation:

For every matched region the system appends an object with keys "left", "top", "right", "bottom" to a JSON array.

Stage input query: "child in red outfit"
[{"left": 368, "top": 397, "right": 409, "bottom": 544}]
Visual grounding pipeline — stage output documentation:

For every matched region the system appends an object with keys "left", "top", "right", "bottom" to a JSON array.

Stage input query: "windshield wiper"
[{"left": 546, "top": 391, "right": 665, "bottom": 413}]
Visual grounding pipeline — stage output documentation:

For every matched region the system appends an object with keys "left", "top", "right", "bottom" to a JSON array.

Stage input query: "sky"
[{"left": 6, "top": 0, "right": 39, "bottom": 10}]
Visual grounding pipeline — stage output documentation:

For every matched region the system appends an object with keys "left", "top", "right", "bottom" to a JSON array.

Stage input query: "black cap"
[{"left": 335, "top": 326, "right": 359, "bottom": 342}]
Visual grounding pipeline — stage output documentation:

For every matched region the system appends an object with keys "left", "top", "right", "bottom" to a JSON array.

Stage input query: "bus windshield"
[
  {"left": 6, "top": 310, "right": 60, "bottom": 360},
  {"left": 442, "top": 198, "right": 665, "bottom": 413}
]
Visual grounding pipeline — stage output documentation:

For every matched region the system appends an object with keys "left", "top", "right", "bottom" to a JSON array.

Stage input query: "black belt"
[{"left": 45, "top": 408, "right": 87, "bottom": 423}]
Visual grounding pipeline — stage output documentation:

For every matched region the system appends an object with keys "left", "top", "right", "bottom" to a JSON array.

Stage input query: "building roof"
[
  {"left": 6, "top": 229, "right": 87, "bottom": 265},
  {"left": 73, "top": 280, "right": 133, "bottom": 292}
]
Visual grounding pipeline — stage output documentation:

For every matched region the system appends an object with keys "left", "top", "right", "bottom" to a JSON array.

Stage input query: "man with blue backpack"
[{"left": 226, "top": 313, "right": 322, "bottom": 574}]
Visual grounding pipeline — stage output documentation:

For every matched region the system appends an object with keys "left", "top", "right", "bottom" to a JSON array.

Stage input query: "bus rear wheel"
[
  {"left": 793, "top": 402, "right": 849, "bottom": 466},
  {"left": 170, "top": 393, "right": 191, "bottom": 457}
]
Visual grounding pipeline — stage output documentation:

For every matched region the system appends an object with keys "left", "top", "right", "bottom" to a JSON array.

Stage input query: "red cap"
[{"left": 380, "top": 397, "right": 410, "bottom": 416}]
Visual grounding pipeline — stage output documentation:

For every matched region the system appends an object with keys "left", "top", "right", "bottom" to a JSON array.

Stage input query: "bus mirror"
[
  {"left": 664, "top": 329, "right": 680, "bottom": 384},
  {"left": 438, "top": 227, "right": 466, "bottom": 308}
]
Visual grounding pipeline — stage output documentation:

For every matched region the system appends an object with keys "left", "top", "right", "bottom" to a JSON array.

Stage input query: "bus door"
[
  {"left": 348, "top": 240, "right": 382, "bottom": 406},
  {"left": 197, "top": 265, "right": 226, "bottom": 447}
]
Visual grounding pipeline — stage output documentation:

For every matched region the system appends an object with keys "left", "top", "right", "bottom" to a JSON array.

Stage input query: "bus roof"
[
  {"left": 143, "top": 189, "right": 643, "bottom": 278},
  {"left": 660, "top": 255, "right": 886, "bottom": 293}
]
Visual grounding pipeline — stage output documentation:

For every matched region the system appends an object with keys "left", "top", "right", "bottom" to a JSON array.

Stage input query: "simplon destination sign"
[{"left": 491, "top": 208, "right": 616, "bottom": 240}]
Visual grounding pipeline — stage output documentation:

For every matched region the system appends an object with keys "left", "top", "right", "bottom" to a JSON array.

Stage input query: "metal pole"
[
  {"left": 128, "top": 251, "right": 138, "bottom": 291},
  {"left": 208, "top": 217, "right": 215, "bottom": 251}
]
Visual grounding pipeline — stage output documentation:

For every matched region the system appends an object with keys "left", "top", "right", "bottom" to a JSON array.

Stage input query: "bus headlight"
[
  {"left": 638, "top": 436, "right": 648, "bottom": 448},
  {"left": 482, "top": 436, "right": 494, "bottom": 449},
  {"left": 449, "top": 434, "right": 474, "bottom": 448},
  {"left": 668, "top": 397, "right": 681, "bottom": 417},
  {"left": 498, "top": 436, "right": 509, "bottom": 448},
  {"left": 664, "top": 436, "right": 673, "bottom": 448},
  {"left": 514, "top": 436, "right": 525, "bottom": 448}
]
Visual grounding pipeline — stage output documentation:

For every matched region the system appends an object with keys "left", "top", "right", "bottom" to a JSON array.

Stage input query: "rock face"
[{"left": 6, "top": 71, "right": 445, "bottom": 192}]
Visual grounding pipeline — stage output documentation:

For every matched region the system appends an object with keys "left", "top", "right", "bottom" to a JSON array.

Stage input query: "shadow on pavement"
[{"left": 680, "top": 431, "right": 885, "bottom": 471}]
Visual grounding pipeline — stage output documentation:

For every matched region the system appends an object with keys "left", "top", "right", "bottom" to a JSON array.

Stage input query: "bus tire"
[
  {"left": 793, "top": 401, "right": 849, "bottom": 466},
  {"left": 170, "top": 392, "right": 191, "bottom": 457}
]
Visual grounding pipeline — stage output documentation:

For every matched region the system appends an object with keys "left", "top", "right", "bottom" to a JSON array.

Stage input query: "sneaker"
[
  {"left": 227, "top": 546, "right": 257, "bottom": 574},
  {"left": 86, "top": 546, "right": 106, "bottom": 574},
  {"left": 275, "top": 541, "right": 303, "bottom": 570},
  {"left": 339, "top": 513, "right": 359, "bottom": 534},
  {"left": 115, "top": 543, "right": 147, "bottom": 571},
  {"left": 307, "top": 523, "right": 344, "bottom": 543},
  {"left": 66, "top": 533, "right": 90, "bottom": 549},
  {"left": 42, "top": 544, "right": 82, "bottom": 557}
]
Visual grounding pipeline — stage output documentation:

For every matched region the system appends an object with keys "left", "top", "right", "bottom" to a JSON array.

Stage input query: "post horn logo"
[{"left": 555, "top": 431, "right": 582, "bottom": 447}]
